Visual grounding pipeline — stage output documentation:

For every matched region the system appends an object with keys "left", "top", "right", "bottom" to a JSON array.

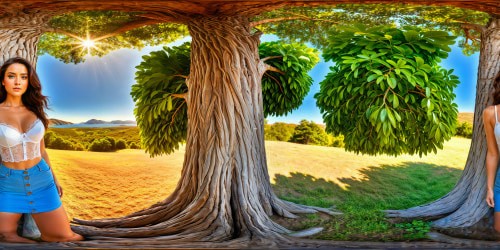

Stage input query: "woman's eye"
[{"left": 22, "top": 76, "right": 28, "bottom": 80}]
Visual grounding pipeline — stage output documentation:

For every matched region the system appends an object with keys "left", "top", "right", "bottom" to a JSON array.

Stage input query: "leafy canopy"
[
  {"left": 131, "top": 43, "right": 190, "bottom": 156},
  {"left": 257, "top": 4, "right": 488, "bottom": 55},
  {"left": 38, "top": 11, "right": 188, "bottom": 64},
  {"left": 315, "top": 25, "right": 459, "bottom": 156},
  {"left": 131, "top": 41, "right": 318, "bottom": 156}
]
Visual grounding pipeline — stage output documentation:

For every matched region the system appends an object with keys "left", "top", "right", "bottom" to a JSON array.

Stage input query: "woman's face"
[{"left": 2, "top": 63, "right": 29, "bottom": 98}]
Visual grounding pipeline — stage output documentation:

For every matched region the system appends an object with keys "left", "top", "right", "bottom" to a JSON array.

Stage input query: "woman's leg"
[
  {"left": 31, "top": 206, "right": 83, "bottom": 242},
  {"left": 0, "top": 212, "right": 37, "bottom": 243}
]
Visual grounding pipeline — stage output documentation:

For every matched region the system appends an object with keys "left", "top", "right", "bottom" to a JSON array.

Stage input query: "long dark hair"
[
  {"left": 0, "top": 57, "right": 49, "bottom": 129},
  {"left": 493, "top": 71, "right": 500, "bottom": 105}
]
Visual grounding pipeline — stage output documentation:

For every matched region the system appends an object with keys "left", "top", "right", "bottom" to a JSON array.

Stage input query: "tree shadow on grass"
[{"left": 271, "top": 162, "right": 463, "bottom": 241}]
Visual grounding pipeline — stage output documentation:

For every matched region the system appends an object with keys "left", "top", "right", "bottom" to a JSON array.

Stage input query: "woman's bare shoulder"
[{"left": 484, "top": 105, "right": 496, "bottom": 120}]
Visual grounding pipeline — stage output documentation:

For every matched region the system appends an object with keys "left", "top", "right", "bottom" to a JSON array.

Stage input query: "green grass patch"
[{"left": 272, "top": 162, "right": 461, "bottom": 241}]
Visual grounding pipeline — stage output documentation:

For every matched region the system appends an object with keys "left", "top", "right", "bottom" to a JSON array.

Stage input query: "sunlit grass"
[{"left": 49, "top": 137, "right": 469, "bottom": 240}]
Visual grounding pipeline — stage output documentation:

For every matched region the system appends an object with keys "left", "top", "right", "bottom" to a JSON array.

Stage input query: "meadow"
[{"left": 48, "top": 133, "right": 470, "bottom": 241}]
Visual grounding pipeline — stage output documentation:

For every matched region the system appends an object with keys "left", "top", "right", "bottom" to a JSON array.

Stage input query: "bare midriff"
[{"left": 1, "top": 156, "right": 42, "bottom": 170}]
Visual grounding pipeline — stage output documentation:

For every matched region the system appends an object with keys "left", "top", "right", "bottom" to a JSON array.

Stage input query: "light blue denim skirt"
[
  {"left": 0, "top": 159, "right": 61, "bottom": 214},
  {"left": 495, "top": 167, "right": 500, "bottom": 212}
]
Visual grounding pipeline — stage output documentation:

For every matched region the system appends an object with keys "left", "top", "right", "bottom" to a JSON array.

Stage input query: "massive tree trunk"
[
  {"left": 0, "top": 12, "right": 52, "bottom": 240},
  {"left": 0, "top": 13, "right": 50, "bottom": 65},
  {"left": 71, "top": 15, "right": 334, "bottom": 247},
  {"left": 386, "top": 15, "right": 500, "bottom": 238}
]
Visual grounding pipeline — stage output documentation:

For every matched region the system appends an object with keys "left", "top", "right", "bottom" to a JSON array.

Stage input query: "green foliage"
[
  {"left": 133, "top": 41, "right": 318, "bottom": 156},
  {"left": 45, "top": 127, "right": 141, "bottom": 151},
  {"left": 328, "top": 134, "right": 345, "bottom": 148},
  {"left": 38, "top": 11, "right": 188, "bottom": 63},
  {"left": 273, "top": 163, "right": 462, "bottom": 240},
  {"left": 264, "top": 122, "right": 296, "bottom": 141},
  {"left": 89, "top": 137, "right": 114, "bottom": 152},
  {"left": 455, "top": 121, "right": 473, "bottom": 138},
  {"left": 115, "top": 139, "right": 127, "bottom": 150},
  {"left": 131, "top": 43, "right": 190, "bottom": 156},
  {"left": 394, "top": 220, "right": 431, "bottom": 240},
  {"left": 259, "top": 41, "right": 319, "bottom": 117},
  {"left": 290, "top": 120, "right": 329, "bottom": 146},
  {"left": 258, "top": 4, "right": 488, "bottom": 55},
  {"left": 315, "top": 25, "right": 459, "bottom": 156},
  {"left": 49, "top": 137, "right": 75, "bottom": 150}
]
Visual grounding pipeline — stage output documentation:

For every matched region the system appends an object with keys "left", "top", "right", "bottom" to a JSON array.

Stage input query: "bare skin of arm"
[{"left": 40, "top": 139, "right": 63, "bottom": 197}]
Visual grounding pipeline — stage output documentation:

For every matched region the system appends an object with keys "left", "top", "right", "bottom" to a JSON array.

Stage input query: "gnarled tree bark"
[
  {"left": 70, "top": 16, "right": 336, "bottom": 247},
  {"left": 0, "top": 12, "right": 51, "bottom": 65},
  {"left": 386, "top": 15, "right": 500, "bottom": 239}
]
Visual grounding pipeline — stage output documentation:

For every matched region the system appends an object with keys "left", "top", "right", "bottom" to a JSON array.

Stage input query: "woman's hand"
[
  {"left": 486, "top": 189, "right": 495, "bottom": 208},
  {"left": 56, "top": 183, "right": 64, "bottom": 198}
]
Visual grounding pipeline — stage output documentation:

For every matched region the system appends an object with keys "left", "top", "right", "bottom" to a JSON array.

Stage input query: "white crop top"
[{"left": 0, "top": 119, "right": 44, "bottom": 162}]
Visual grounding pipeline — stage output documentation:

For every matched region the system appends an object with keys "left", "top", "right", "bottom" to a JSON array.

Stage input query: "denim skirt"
[{"left": 0, "top": 159, "right": 62, "bottom": 214}]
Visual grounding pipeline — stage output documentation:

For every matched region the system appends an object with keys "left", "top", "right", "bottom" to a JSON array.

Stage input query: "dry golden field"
[{"left": 49, "top": 137, "right": 471, "bottom": 221}]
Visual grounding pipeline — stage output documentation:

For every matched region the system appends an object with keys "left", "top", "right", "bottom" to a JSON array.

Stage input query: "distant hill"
[
  {"left": 458, "top": 112, "right": 474, "bottom": 124},
  {"left": 83, "top": 119, "right": 136, "bottom": 125},
  {"left": 49, "top": 118, "right": 73, "bottom": 126}
]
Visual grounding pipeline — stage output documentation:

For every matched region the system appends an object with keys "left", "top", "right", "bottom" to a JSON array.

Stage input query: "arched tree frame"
[{"left": 0, "top": 0, "right": 499, "bottom": 248}]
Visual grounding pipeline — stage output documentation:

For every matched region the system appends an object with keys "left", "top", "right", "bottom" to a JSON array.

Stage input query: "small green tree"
[
  {"left": 89, "top": 138, "right": 113, "bottom": 152},
  {"left": 264, "top": 122, "right": 296, "bottom": 141},
  {"left": 115, "top": 139, "right": 127, "bottom": 150},
  {"left": 290, "top": 120, "right": 329, "bottom": 146},
  {"left": 315, "top": 25, "right": 459, "bottom": 156}
]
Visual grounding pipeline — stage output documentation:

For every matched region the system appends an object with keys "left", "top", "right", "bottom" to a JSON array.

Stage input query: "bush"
[
  {"left": 265, "top": 122, "right": 296, "bottom": 141},
  {"left": 44, "top": 131, "right": 57, "bottom": 147},
  {"left": 128, "top": 142, "right": 141, "bottom": 149},
  {"left": 89, "top": 138, "right": 114, "bottom": 152},
  {"left": 328, "top": 134, "right": 345, "bottom": 148},
  {"left": 455, "top": 121, "right": 472, "bottom": 138},
  {"left": 290, "top": 120, "right": 329, "bottom": 146},
  {"left": 50, "top": 137, "right": 74, "bottom": 150},
  {"left": 116, "top": 139, "right": 127, "bottom": 150}
]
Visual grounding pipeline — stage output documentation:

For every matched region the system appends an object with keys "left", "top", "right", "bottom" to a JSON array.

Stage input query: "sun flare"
[{"left": 82, "top": 39, "right": 95, "bottom": 48}]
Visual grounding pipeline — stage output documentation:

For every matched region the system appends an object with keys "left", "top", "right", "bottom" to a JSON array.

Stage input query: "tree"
[
  {"left": 265, "top": 122, "right": 296, "bottom": 142},
  {"left": 290, "top": 120, "right": 329, "bottom": 146},
  {"left": 131, "top": 41, "right": 318, "bottom": 156},
  {"left": 315, "top": 25, "right": 459, "bottom": 156},
  {"left": 0, "top": 1, "right": 498, "bottom": 248}
]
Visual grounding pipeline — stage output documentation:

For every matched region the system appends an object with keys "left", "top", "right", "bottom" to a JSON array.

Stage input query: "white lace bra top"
[{"left": 0, "top": 119, "right": 45, "bottom": 162}]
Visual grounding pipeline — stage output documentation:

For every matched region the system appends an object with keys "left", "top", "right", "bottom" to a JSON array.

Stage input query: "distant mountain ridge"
[
  {"left": 49, "top": 118, "right": 73, "bottom": 125},
  {"left": 49, "top": 118, "right": 136, "bottom": 126},
  {"left": 82, "top": 119, "right": 136, "bottom": 125}
]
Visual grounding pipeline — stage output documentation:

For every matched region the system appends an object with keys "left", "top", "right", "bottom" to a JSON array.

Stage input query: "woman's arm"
[
  {"left": 483, "top": 106, "right": 499, "bottom": 207},
  {"left": 40, "top": 138, "right": 63, "bottom": 197}
]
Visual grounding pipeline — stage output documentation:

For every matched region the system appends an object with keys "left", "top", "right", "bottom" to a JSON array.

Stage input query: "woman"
[
  {"left": 484, "top": 71, "right": 500, "bottom": 233},
  {"left": 0, "top": 57, "right": 83, "bottom": 243}
]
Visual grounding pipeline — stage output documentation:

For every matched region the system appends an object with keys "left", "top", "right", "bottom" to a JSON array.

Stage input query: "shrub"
[
  {"left": 116, "top": 139, "right": 127, "bottom": 150},
  {"left": 265, "top": 122, "right": 296, "bottom": 141},
  {"left": 455, "top": 121, "right": 472, "bottom": 138},
  {"left": 290, "top": 120, "right": 329, "bottom": 146},
  {"left": 329, "top": 134, "right": 345, "bottom": 148},
  {"left": 128, "top": 142, "right": 141, "bottom": 149},
  {"left": 50, "top": 137, "right": 74, "bottom": 150},
  {"left": 89, "top": 138, "right": 114, "bottom": 152}
]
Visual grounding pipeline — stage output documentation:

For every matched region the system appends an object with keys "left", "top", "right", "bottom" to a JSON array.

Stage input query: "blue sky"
[{"left": 36, "top": 35, "right": 479, "bottom": 124}]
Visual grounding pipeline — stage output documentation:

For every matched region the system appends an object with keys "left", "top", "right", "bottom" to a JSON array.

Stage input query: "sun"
[{"left": 82, "top": 39, "right": 95, "bottom": 49}]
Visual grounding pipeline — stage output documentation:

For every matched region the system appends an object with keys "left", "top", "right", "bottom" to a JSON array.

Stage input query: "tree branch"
[
  {"left": 266, "top": 65, "right": 285, "bottom": 75},
  {"left": 250, "top": 16, "right": 338, "bottom": 27},
  {"left": 93, "top": 18, "right": 165, "bottom": 41},
  {"left": 460, "top": 22, "right": 486, "bottom": 34},
  {"left": 44, "top": 18, "right": 165, "bottom": 42},
  {"left": 171, "top": 93, "right": 188, "bottom": 100},
  {"left": 261, "top": 55, "right": 282, "bottom": 62}
]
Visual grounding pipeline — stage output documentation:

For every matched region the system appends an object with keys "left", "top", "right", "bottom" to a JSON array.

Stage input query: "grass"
[{"left": 47, "top": 136, "right": 470, "bottom": 241}]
